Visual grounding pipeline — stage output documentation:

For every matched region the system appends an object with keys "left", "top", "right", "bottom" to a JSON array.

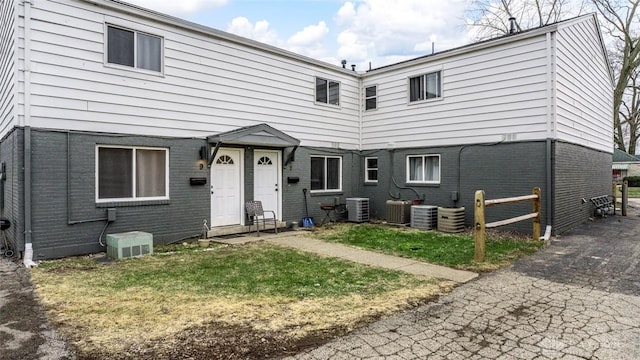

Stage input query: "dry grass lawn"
[{"left": 31, "top": 243, "right": 454, "bottom": 358}]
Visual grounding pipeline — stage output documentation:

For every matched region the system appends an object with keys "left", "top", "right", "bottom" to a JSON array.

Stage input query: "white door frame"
[
  {"left": 254, "top": 149, "right": 282, "bottom": 220},
  {"left": 210, "top": 147, "right": 245, "bottom": 226}
]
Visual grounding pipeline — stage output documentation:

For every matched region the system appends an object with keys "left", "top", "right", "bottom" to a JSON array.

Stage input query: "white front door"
[
  {"left": 254, "top": 150, "right": 280, "bottom": 219},
  {"left": 211, "top": 148, "right": 243, "bottom": 226}
]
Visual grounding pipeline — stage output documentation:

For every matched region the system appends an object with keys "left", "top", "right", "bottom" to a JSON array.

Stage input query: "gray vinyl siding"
[
  {"left": 555, "top": 20, "right": 613, "bottom": 153},
  {"left": 28, "top": 129, "right": 209, "bottom": 259},
  {"left": 359, "top": 142, "right": 549, "bottom": 233},
  {"left": 553, "top": 141, "right": 611, "bottom": 234},
  {"left": 25, "top": 0, "right": 360, "bottom": 149},
  {"left": 0, "top": 0, "right": 16, "bottom": 137}
]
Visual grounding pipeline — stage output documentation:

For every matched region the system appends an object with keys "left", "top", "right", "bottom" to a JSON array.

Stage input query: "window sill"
[
  {"left": 405, "top": 182, "right": 440, "bottom": 187},
  {"left": 310, "top": 191, "right": 343, "bottom": 196},
  {"left": 314, "top": 101, "right": 341, "bottom": 109},
  {"left": 104, "top": 63, "right": 165, "bottom": 78},
  {"left": 363, "top": 181, "right": 378, "bottom": 186},
  {"left": 408, "top": 96, "right": 444, "bottom": 106},
  {"left": 96, "top": 199, "right": 170, "bottom": 207}
]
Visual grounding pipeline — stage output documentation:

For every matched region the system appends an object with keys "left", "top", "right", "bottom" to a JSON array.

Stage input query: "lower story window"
[
  {"left": 311, "top": 155, "right": 342, "bottom": 191},
  {"left": 365, "top": 157, "right": 378, "bottom": 182},
  {"left": 407, "top": 154, "right": 440, "bottom": 184},
  {"left": 97, "top": 146, "right": 169, "bottom": 201}
]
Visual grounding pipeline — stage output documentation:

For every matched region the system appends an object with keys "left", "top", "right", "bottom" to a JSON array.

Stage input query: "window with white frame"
[
  {"left": 97, "top": 146, "right": 169, "bottom": 201},
  {"left": 315, "top": 77, "right": 340, "bottom": 105},
  {"left": 365, "top": 85, "right": 377, "bottom": 110},
  {"left": 365, "top": 157, "right": 378, "bottom": 182},
  {"left": 107, "top": 25, "right": 163, "bottom": 72},
  {"left": 409, "top": 71, "right": 441, "bottom": 102},
  {"left": 407, "top": 154, "right": 440, "bottom": 184},
  {"left": 311, "top": 155, "right": 342, "bottom": 191}
]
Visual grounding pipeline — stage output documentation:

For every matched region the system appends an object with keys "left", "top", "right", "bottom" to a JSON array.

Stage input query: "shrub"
[{"left": 623, "top": 176, "right": 640, "bottom": 187}]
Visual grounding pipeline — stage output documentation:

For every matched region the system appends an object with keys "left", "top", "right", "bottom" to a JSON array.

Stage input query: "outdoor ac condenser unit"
[
  {"left": 411, "top": 205, "right": 438, "bottom": 230},
  {"left": 386, "top": 200, "right": 412, "bottom": 224},
  {"left": 107, "top": 231, "right": 153, "bottom": 260},
  {"left": 346, "top": 198, "right": 370, "bottom": 223},
  {"left": 437, "top": 207, "right": 465, "bottom": 233}
]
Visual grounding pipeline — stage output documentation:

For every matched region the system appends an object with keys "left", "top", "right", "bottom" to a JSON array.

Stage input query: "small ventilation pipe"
[
  {"left": 351, "top": 64, "right": 356, "bottom": 71},
  {"left": 341, "top": 59, "right": 347, "bottom": 69},
  {"left": 509, "top": 17, "right": 517, "bottom": 34}
]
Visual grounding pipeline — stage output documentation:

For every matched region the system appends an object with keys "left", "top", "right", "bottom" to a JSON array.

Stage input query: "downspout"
[
  {"left": 357, "top": 75, "right": 363, "bottom": 195},
  {"left": 23, "top": 0, "right": 36, "bottom": 267},
  {"left": 545, "top": 32, "right": 554, "bottom": 233}
]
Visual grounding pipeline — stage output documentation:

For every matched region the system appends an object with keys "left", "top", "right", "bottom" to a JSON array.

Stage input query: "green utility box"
[{"left": 106, "top": 231, "right": 153, "bottom": 259}]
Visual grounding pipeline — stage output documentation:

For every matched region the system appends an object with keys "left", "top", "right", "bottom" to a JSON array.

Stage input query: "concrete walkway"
[
  {"left": 213, "top": 232, "right": 479, "bottom": 283},
  {"left": 287, "top": 204, "right": 640, "bottom": 359}
]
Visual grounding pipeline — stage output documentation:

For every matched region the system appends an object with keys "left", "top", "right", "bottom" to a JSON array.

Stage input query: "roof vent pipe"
[
  {"left": 351, "top": 64, "right": 356, "bottom": 71},
  {"left": 341, "top": 59, "right": 347, "bottom": 69},
  {"left": 509, "top": 17, "right": 517, "bottom": 34}
]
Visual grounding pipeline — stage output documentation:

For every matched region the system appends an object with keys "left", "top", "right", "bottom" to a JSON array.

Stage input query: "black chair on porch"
[{"left": 245, "top": 201, "right": 277, "bottom": 236}]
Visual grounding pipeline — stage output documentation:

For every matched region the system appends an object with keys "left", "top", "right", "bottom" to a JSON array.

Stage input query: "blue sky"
[{"left": 125, "top": 0, "right": 475, "bottom": 70}]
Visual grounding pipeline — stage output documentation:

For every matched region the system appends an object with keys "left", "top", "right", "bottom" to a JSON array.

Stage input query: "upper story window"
[
  {"left": 97, "top": 146, "right": 169, "bottom": 202},
  {"left": 316, "top": 77, "right": 340, "bottom": 106},
  {"left": 107, "top": 25, "right": 162, "bottom": 72},
  {"left": 407, "top": 154, "right": 440, "bottom": 184},
  {"left": 311, "top": 155, "right": 342, "bottom": 192},
  {"left": 365, "top": 157, "right": 378, "bottom": 183},
  {"left": 365, "top": 85, "right": 377, "bottom": 110},
  {"left": 409, "top": 71, "right": 441, "bottom": 102}
]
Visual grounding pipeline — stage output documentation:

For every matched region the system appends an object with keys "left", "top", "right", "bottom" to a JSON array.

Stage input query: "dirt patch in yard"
[{"left": 78, "top": 321, "right": 348, "bottom": 360}]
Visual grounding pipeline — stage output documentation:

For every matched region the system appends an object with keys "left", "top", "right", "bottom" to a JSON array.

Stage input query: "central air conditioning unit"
[
  {"left": 346, "top": 197, "right": 370, "bottom": 223},
  {"left": 411, "top": 205, "right": 438, "bottom": 230},
  {"left": 386, "top": 200, "right": 412, "bottom": 224},
  {"left": 106, "top": 231, "right": 154, "bottom": 259},
  {"left": 437, "top": 207, "right": 466, "bottom": 233}
]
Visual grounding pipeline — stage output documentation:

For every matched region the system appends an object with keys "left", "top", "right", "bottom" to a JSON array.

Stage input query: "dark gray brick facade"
[
  {"left": 553, "top": 141, "right": 612, "bottom": 234},
  {"left": 359, "top": 142, "right": 549, "bottom": 233},
  {"left": 0, "top": 128, "right": 612, "bottom": 259},
  {"left": 0, "top": 129, "right": 24, "bottom": 254},
  {"left": 24, "top": 129, "right": 209, "bottom": 259}
]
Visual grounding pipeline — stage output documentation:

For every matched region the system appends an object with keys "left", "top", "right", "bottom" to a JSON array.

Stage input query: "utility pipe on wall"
[{"left": 23, "top": 0, "right": 36, "bottom": 267}]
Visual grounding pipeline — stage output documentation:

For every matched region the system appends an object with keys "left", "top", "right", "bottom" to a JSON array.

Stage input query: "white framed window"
[
  {"left": 106, "top": 25, "right": 163, "bottom": 73},
  {"left": 315, "top": 77, "right": 340, "bottom": 106},
  {"left": 409, "top": 71, "right": 441, "bottom": 102},
  {"left": 96, "top": 146, "right": 169, "bottom": 202},
  {"left": 311, "top": 155, "right": 342, "bottom": 192},
  {"left": 365, "top": 157, "right": 378, "bottom": 183},
  {"left": 406, "top": 154, "right": 440, "bottom": 184},
  {"left": 365, "top": 85, "right": 377, "bottom": 110}
]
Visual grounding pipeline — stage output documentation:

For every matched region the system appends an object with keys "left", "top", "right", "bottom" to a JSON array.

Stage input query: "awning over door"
[
  {"left": 207, "top": 123, "right": 300, "bottom": 167},
  {"left": 612, "top": 163, "right": 629, "bottom": 170}
]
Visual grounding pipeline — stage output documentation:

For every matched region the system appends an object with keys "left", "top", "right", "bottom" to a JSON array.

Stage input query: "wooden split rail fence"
[{"left": 474, "top": 187, "right": 541, "bottom": 262}]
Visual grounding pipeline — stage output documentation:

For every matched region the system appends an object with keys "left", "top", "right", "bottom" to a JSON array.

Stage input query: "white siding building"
[{"left": 0, "top": 0, "right": 613, "bottom": 259}]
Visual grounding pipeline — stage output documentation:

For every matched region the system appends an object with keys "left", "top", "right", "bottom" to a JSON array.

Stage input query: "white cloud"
[
  {"left": 334, "top": 0, "right": 471, "bottom": 69},
  {"left": 125, "top": 0, "right": 228, "bottom": 15},
  {"left": 227, "top": 17, "right": 282, "bottom": 47},
  {"left": 288, "top": 21, "right": 329, "bottom": 46}
]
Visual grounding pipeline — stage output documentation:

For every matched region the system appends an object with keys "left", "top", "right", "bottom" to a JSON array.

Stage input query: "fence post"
[
  {"left": 532, "top": 187, "right": 541, "bottom": 241},
  {"left": 474, "top": 190, "right": 486, "bottom": 262},
  {"left": 622, "top": 180, "right": 628, "bottom": 216}
]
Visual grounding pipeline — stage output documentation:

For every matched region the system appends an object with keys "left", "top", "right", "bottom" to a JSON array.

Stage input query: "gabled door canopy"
[{"left": 207, "top": 123, "right": 300, "bottom": 167}]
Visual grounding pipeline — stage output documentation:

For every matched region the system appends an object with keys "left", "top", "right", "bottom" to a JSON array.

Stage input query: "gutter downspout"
[
  {"left": 545, "top": 32, "right": 554, "bottom": 233},
  {"left": 23, "top": 0, "right": 36, "bottom": 267},
  {"left": 358, "top": 75, "right": 363, "bottom": 195}
]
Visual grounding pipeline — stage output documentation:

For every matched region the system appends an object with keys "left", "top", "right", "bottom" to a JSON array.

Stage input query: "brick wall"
[
  {"left": 553, "top": 141, "right": 612, "bottom": 234},
  {"left": 29, "top": 129, "right": 209, "bottom": 259}
]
